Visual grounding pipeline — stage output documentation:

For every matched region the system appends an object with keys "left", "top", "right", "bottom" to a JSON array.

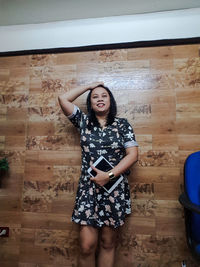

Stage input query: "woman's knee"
[
  {"left": 100, "top": 227, "right": 118, "bottom": 250},
  {"left": 79, "top": 226, "right": 98, "bottom": 255},
  {"left": 80, "top": 240, "right": 97, "bottom": 255},
  {"left": 100, "top": 237, "right": 115, "bottom": 250}
]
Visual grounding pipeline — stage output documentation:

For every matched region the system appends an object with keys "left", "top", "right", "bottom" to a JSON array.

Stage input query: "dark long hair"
[{"left": 86, "top": 85, "right": 117, "bottom": 128}]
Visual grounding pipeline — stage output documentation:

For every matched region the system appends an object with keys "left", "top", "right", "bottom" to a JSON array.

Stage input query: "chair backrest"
[
  {"left": 185, "top": 151, "right": 200, "bottom": 205},
  {"left": 184, "top": 151, "right": 200, "bottom": 246}
]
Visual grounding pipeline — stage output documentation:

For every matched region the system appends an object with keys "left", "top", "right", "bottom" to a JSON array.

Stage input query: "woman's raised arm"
[{"left": 58, "top": 83, "right": 103, "bottom": 117}]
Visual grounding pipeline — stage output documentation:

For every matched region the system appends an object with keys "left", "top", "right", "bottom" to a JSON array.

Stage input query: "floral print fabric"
[{"left": 68, "top": 105, "right": 138, "bottom": 228}]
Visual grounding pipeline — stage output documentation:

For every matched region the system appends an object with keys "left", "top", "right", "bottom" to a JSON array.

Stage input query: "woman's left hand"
[{"left": 90, "top": 166, "right": 109, "bottom": 186}]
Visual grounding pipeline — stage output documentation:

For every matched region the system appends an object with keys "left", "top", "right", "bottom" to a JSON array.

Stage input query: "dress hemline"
[{"left": 71, "top": 212, "right": 131, "bottom": 229}]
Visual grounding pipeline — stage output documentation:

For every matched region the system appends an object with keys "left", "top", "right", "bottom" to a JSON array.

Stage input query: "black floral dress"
[{"left": 68, "top": 105, "right": 138, "bottom": 228}]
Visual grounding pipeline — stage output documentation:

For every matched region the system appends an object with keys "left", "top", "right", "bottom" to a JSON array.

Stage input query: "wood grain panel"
[{"left": 0, "top": 44, "right": 200, "bottom": 266}]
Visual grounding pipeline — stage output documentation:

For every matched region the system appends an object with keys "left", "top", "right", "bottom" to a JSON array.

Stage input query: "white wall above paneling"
[
  {"left": 0, "top": 0, "right": 200, "bottom": 26},
  {"left": 0, "top": 8, "right": 199, "bottom": 53}
]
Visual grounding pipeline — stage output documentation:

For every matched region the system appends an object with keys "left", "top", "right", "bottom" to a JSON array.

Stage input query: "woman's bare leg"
[
  {"left": 97, "top": 226, "right": 118, "bottom": 267},
  {"left": 78, "top": 225, "right": 99, "bottom": 267}
]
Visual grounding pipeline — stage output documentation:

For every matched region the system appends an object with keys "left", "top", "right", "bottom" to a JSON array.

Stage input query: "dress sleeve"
[
  {"left": 67, "top": 105, "right": 86, "bottom": 130},
  {"left": 121, "top": 119, "right": 139, "bottom": 148}
]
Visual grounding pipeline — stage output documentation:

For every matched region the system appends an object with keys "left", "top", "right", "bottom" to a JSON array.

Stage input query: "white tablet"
[{"left": 87, "top": 156, "right": 124, "bottom": 194}]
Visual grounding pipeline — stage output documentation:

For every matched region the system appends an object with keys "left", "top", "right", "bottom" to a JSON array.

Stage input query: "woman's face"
[{"left": 90, "top": 87, "right": 110, "bottom": 116}]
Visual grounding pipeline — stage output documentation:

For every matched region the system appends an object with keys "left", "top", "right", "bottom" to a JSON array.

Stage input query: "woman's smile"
[{"left": 97, "top": 102, "right": 105, "bottom": 108}]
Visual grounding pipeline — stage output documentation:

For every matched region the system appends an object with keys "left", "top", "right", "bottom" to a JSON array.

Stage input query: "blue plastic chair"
[{"left": 179, "top": 151, "right": 200, "bottom": 260}]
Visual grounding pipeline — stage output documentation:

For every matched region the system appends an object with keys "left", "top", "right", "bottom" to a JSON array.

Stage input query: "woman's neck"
[{"left": 96, "top": 114, "right": 108, "bottom": 128}]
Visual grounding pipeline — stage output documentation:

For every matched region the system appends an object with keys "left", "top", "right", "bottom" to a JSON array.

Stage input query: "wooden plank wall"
[{"left": 0, "top": 44, "right": 200, "bottom": 267}]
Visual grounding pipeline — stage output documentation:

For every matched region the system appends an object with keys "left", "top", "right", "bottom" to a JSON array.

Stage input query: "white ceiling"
[{"left": 0, "top": 0, "right": 200, "bottom": 26}]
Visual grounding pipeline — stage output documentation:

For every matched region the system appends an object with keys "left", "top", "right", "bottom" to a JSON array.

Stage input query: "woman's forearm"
[
  {"left": 59, "top": 82, "right": 103, "bottom": 102},
  {"left": 111, "top": 147, "right": 138, "bottom": 178},
  {"left": 58, "top": 84, "right": 90, "bottom": 103}
]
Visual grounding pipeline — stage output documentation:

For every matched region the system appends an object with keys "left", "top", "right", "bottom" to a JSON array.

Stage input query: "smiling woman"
[{"left": 58, "top": 83, "right": 138, "bottom": 267}]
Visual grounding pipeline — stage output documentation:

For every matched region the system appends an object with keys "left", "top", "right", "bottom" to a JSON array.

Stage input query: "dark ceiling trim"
[{"left": 0, "top": 37, "right": 199, "bottom": 57}]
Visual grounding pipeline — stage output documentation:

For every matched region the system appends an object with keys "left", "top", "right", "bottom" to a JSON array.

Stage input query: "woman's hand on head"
[
  {"left": 90, "top": 165, "right": 109, "bottom": 187},
  {"left": 88, "top": 82, "right": 104, "bottom": 90}
]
